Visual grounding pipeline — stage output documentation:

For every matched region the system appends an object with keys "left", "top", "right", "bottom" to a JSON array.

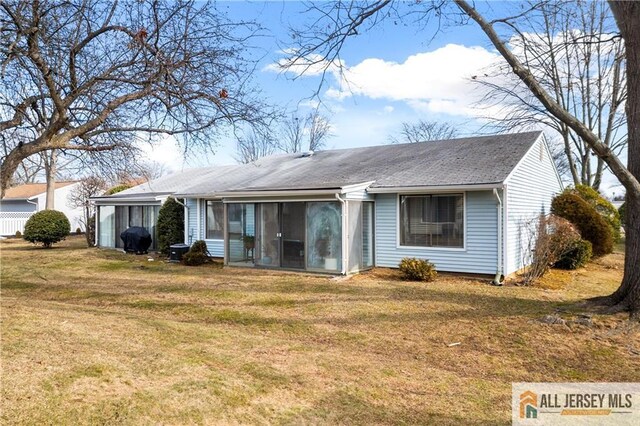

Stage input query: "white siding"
[
  {"left": 375, "top": 191, "right": 499, "bottom": 274},
  {"left": 504, "top": 138, "right": 563, "bottom": 275}
]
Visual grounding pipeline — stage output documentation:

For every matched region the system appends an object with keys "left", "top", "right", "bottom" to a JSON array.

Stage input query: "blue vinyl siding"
[
  {"left": 185, "top": 198, "right": 224, "bottom": 258},
  {"left": 374, "top": 191, "right": 498, "bottom": 274},
  {"left": 504, "top": 138, "right": 563, "bottom": 275}
]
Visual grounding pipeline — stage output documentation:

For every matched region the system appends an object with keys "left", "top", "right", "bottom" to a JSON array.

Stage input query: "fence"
[{"left": 0, "top": 212, "right": 34, "bottom": 236}]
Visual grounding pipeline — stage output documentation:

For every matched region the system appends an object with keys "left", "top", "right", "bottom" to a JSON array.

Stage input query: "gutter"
[
  {"left": 492, "top": 188, "right": 504, "bottom": 285},
  {"left": 335, "top": 193, "right": 347, "bottom": 275},
  {"left": 26, "top": 198, "right": 39, "bottom": 211}
]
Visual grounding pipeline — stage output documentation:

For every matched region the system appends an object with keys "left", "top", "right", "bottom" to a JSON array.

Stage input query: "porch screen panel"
[
  {"left": 114, "top": 206, "right": 129, "bottom": 248},
  {"left": 129, "top": 206, "right": 143, "bottom": 227},
  {"left": 347, "top": 201, "right": 363, "bottom": 273},
  {"left": 362, "top": 202, "right": 374, "bottom": 268},
  {"left": 143, "top": 206, "right": 159, "bottom": 250},
  {"left": 227, "top": 203, "right": 255, "bottom": 263},
  {"left": 98, "top": 206, "right": 115, "bottom": 248},
  {"left": 400, "top": 194, "right": 463, "bottom": 248},
  {"left": 306, "top": 202, "right": 342, "bottom": 272},
  {"left": 255, "top": 204, "right": 279, "bottom": 267}
]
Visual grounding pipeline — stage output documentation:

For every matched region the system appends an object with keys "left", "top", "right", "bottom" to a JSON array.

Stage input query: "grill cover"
[{"left": 120, "top": 226, "right": 152, "bottom": 254}]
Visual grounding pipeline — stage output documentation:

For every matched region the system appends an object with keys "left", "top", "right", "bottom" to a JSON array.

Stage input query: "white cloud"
[
  {"left": 328, "top": 44, "right": 503, "bottom": 112},
  {"left": 263, "top": 51, "right": 344, "bottom": 79},
  {"left": 267, "top": 43, "right": 508, "bottom": 119},
  {"left": 139, "top": 135, "right": 185, "bottom": 172}
]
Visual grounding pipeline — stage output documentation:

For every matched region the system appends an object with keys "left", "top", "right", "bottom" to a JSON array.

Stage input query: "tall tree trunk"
[
  {"left": 44, "top": 150, "right": 57, "bottom": 210},
  {"left": 608, "top": 1, "right": 640, "bottom": 318}
]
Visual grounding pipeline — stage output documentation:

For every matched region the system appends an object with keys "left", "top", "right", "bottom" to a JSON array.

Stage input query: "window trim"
[
  {"left": 396, "top": 192, "right": 467, "bottom": 251},
  {"left": 205, "top": 200, "right": 225, "bottom": 241}
]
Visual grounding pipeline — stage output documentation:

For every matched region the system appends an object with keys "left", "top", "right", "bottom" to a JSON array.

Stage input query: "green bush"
[
  {"left": 157, "top": 197, "right": 185, "bottom": 255},
  {"left": 14, "top": 230, "right": 21, "bottom": 238},
  {"left": 568, "top": 185, "right": 621, "bottom": 242},
  {"left": 23, "top": 210, "right": 71, "bottom": 248},
  {"left": 551, "top": 192, "right": 613, "bottom": 257},
  {"left": 105, "top": 184, "right": 132, "bottom": 195},
  {"left": 554, "top": 239, "right": 592, "bottom": 270},
  {"left": 619, "top": 201, "right": 626, "bottom": 226},
  {"left": 399, "top": 257, "right": 437, "bottom": 282},
  {"left": 182, "top": 240, "right": 210, "bottom": 266}
]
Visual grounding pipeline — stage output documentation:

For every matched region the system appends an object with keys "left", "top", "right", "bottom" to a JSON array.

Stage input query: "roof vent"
[{"left": 300, "top": 150, "right": 314, "bottom": 158}]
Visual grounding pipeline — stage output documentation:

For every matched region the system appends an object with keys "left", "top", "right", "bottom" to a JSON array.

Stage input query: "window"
[
  {"left": 400, "top": 194, "right": 464, "bottom": 248},
  {"left": 206, "top": 201, "right": 224, "bottom": 239}
]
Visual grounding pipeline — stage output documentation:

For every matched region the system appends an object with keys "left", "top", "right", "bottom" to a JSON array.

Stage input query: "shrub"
[
  {"left": 14, "top": 230, "right": 21, "bottom": 238},
  {"left": 157, "top": 197, "right": 185, "bottom": 255},
  {"left": 567, "top": 185, "right": 621, "bottom": 241},
  {"left": 554, "top": 239, "right": 592, "bottom": 270},
  {"left": 23, "top": 210, "right": 71, "bottom": 248},
  {"left": 105, "top": 184, "right": 131, "bottom": 195},
  {"left": 551, "top": 192, "right": 613, "bottom": 256},
  {"left": 618, "top": 201, "right": 626, "bottom": 226},
  {"left": 75, "top": 227, "right": 82, "bottom": 234},
  {"left": 522, "top": 214, "right": 580, "bottom": 285},
  {"left": 399, "top": 257, "right": 437, "bottom": 282},
  {"left": 182, "top": 240, "right": 210, "bottom": 266}
]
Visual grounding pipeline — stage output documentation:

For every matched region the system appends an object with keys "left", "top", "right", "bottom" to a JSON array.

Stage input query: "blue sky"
[{"left": 144, "top": 1, "right": 624, "bottom": 195}]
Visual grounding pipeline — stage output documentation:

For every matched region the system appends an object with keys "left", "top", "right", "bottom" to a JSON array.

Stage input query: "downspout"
[
  {"left": 173, "top": 198, "right": 190, "bottom": 245},
  {"left": 492, "top": 188, "right": 503, "bottom": 285},
  {"left": 335, "top": 193, "right": 347, "bottom": 275}
]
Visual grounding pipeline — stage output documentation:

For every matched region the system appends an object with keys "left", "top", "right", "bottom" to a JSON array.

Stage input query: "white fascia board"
[
  {"left": 367, "top": 183, "right": 504, "bottom": 194},
  {"left": 214, "top": 188, "right": 342, "bottom": 198}
]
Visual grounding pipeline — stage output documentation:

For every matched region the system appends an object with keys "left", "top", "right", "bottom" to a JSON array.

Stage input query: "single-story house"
[
  {"left": 0, "top": 181, "right": 83, "bottom": 236},
  {"left": 93, "top": 131, "right": 563, "bottom": 279}
]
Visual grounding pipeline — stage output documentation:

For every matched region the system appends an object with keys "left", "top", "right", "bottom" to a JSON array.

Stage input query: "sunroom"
[{"left": 184, "top": 187, "right": 375, "bottom": 274}]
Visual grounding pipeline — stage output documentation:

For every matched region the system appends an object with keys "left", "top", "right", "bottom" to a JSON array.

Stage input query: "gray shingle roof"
[
  {"left": 108, "top": 131, "right": 542, "bottom": 199},
  {"left": 179, "top": 131, "right": 542, "bottom": 195}
]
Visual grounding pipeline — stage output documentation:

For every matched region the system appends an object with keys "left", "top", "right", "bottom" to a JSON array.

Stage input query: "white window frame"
[{"left": 396, "top": 192, "right": 467, "bottom": 251}]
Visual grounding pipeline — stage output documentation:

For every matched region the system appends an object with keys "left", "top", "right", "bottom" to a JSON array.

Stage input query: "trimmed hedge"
[
  {"left": 182, "top": 240, "right": 210, "bottom": 266},
  {"left": 399, "top": 257, "right": 437, "bottom": 282},
  {"left": 551, "top": 192, "right": 613, "bottom": 256},
  {"left": 23, "top": 210, "right": 71, "bottom": 248},
  {"left": 569, "top": 185, "right": 621, "bottom": 241},
  {"left": 157, "top": 197, "right": 185, "bottom": 255},
  {"left": 554, "top": 239, "right": 592, "bottom": 270}
]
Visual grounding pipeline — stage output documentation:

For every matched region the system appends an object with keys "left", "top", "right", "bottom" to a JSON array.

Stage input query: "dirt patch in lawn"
[{"left": 1, "top": 236, "right": 639, "bottom": 425}]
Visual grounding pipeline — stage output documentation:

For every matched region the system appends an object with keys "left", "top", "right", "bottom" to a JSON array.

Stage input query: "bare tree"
[
  {"left": 307, "top": 109, "right": 332, "bottom": 151},
  {"left": 0, "top": 0, "right": 270, "bottom": 197},
  {"left": 68, "top": 175, "right": 107, "bottom": 246},
  {"left": 235, "top": 129, "right": 278, "bottom": 164},
  {"left": 472, "top": 1, "right": 626, "bottom": 190},
  {"left": 282, "top": 0, "right": 640, "bottom": 317},
  {"left": 279, "top": 109, "right": 332, "bottom": 153},
  {"left": 388, "top": 120, "right": 458, "bottom": 144},
  {"left": 279, "top": 115, "right": 305, "bottom": 154}
]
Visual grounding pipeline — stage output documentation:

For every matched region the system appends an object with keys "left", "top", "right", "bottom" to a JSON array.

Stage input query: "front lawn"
[{"left": 1, "top": 236, "right": 638, "bottom": 424}]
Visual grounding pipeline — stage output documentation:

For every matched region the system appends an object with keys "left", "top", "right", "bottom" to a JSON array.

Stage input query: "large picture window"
[
  {"left": 206, "top": 201, "right": 224, "bottom": 240},
  {"left": 400, "top": 194, "right": 464, "bottom": 248}
]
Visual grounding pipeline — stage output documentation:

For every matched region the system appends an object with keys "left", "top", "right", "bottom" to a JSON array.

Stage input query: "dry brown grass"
[{"left": 1, "top": 236, "right": 639, "bottom": 425}]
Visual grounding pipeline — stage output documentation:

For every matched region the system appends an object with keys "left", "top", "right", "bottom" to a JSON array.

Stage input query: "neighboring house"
[
  {"left": 93, "top": 131, "right": 563, "bottom": 279},
  {"left": 0, "top": 181, "right": 83, "bottom": 236}
]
